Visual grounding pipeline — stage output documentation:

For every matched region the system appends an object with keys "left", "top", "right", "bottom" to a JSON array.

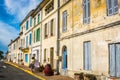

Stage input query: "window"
[
  {"left": 50, "top": 19, "right": 54, "bottom": 36},
  {"left": 45, "top": 1, "right": 54, "bottom": 15},
  {"left": 26, "top": 36, "right": 28, "bottom": 47},
  {"left": 62, "top": 11, "right": 67, "bottom": 32},
  {"left": 38, "top": 14, "right": 40, "bottom": 23},
  {"left": 26, "top": 21, "right": 29, "bottom": 30},
  {"left": 83, "top": 0, "right": 90, "bottom": 24},
  {"left": 84, "top": 41, "right": 91, "bottom": 70},
  {"left": 30, "top": 17, "right": 32, "bottom": 27},
  {"left": 34, "top": 18, "right": 36, "bottom": 26},
  {"left": 106, "top": 0, "right": 118, "bottom": 16},
  {"left": 36, "top": 28, "right": 40, "bottom": 42},
  {"left": 109, "top": 43, "right": 120, "bottom": 77},
  {"left": 29, "top": 33, "right": 32, "bottom": 45},
  {"left": 44, "top": 23, "right": 48, "bottom": 38}
]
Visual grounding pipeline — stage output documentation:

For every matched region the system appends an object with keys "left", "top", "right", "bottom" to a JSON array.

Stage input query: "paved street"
[{"left": 0, "top": 61, "right": 40, "bottom": 80}]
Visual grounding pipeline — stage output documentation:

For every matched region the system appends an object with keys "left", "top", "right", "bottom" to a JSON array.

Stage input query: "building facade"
[
  {"left": 59, "top": 0, "right": 120, "bottom": 78},
  {"left": 7, "top": 0, "right": 120, "bottom": 79}
]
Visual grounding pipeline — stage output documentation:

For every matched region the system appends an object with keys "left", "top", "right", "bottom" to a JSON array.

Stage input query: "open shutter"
[{"left": 113, "top": 0, "right": 118, "bottom": 14}]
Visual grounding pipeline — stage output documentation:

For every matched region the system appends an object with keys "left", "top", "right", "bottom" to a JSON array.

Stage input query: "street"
[{"left": 0, "top": 61, "right": 40, "bottom": 80}]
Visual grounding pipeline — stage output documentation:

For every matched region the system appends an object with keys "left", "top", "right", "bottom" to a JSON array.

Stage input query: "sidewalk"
[{"left": 6, "top": 62, "right": 74, "bottom": 80}]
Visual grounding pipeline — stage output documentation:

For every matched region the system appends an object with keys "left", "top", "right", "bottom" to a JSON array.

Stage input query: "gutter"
[{"left": 56, "top": 0, "right": 60, "bottom": 74}]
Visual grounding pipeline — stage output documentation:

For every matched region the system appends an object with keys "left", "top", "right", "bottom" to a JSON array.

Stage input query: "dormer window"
[{"left": 45, "top": 0, "right": 54, "bottom": 15}]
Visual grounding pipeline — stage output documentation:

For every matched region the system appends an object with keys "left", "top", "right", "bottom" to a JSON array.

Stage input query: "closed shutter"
[
  {"left": 113, "top": 0, "right": 118, "bottom": 14},
  {"left": 30, "top": 17, "right": 32, "bottom": 27},
  {"left": 84, "top": 42, "right": 91, "bottom": 70},
  {"left": 84, "top": 42, "right": 88, "bottom": 70},
  {"left": 109, "top": 44, "right": 116, "bottom": 77},
  {"left": 106, "top": 0, "right": 113, "bottom": 16},
  {"left": 87, "top": 42, "right": 91, "bottom": 70},
  {"left": 62, "top": 11, "right": 67, "bottom": 32},
  {"left": 29, "top": 33, "right": 32, "bottom": 45},
  {"left": 83, "top": 0, "right": 90, "bottom": 24},
  {"left": 116, "top": 44, "right": 120, "bottom": 77},
  {"left": 107, "top": 0, "right": 118, "bottom": 16}
]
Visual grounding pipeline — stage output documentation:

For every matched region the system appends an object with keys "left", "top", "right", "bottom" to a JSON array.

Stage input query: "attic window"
[{"left": 45, "top": 0, "right": 54, "bottom": 15}]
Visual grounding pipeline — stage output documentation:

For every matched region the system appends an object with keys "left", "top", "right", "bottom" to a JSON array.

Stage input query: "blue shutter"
[
  {"left": 116, "top": 44, "right": 120, "bottom": 77},
  {"left": 26, "top": 21, "right": 28, "bottom": 30},
  {"left": 107, "top": 0, "right": 118, "bottom": 16},
  {"left": 113, "top": 0, "right": 118, "bottom": 14},
  {"left": 62, "top": 11, "right": 67, "bottom": 32},
  {"left": 109, "top": 44, "right": 116, "bottom": 77},
  {"left": 87, "top": 42, "right": 91, "bottom": 70},
  {"left": 83, "top": 0, "right": 90, "bottom": 24},
  {"left": 30, "top": 17, "right": 32, "bottom": 27},
  {"left": 84, "top": 42, "right": 91, "bottom": 70},
  {"left": 38, "top": 14, "right": 40, "bottom": 23},
  {"left": 29, "top": 33, "right": 32, "bottom": 45},
  {"left": 106, "top": 0, "right": 113, "bottom": 16},
  {"left": 84, "top": 42, "right": 88, "bottom": 70}
]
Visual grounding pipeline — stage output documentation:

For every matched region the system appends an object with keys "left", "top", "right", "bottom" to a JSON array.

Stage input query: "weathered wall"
[{"left": 59, "top": 0, "right": 120, "bottom": 78}]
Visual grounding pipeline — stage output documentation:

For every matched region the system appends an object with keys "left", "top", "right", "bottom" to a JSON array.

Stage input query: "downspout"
[
  {"left": 56, "top": 0, "right": 60, "bottom": 74},
  {"left": 40, "top": 10, "right": 43, "bottom": 64}
]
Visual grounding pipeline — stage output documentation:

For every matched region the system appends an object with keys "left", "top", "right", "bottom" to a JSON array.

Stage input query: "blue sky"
[{"left": 0, "top": 0, "right": 42, "bottom": 53}]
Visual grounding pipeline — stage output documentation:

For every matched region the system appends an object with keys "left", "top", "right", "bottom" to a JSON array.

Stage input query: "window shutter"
[
  {"left": 83, "top": 0, "right": 90, "bottom": 24},
  {"left": 30, "top": 17, "right": 32, "bottom": 27},
  {"left": 62, "top": 12, "right": 65, "bottom": 32},
  {"left": 113, "top": 0, "right": 118, "bottom": 14},
  {"left": 107, "top": 0, "right": 113, "bottom": 16},
  {"left": 47, "top": 22, "right": 49, "bottom": 36},
  {"left": 62, "top": 11, "right": 67, "bottom": 32},
  {"left": 65, "top": 11, "right": 67, "bottom": 31}
]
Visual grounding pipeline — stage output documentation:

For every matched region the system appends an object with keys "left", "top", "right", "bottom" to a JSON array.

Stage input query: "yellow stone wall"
[{"left": 59, "top": 0, "right": 120, "bottom": 77}]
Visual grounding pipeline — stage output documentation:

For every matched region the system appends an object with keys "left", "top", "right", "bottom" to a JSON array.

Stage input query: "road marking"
[{"left": 5, "top": 62, "right": 46, "bottom": 80}]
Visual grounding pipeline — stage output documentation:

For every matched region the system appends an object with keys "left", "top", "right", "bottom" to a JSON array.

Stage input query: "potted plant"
[{"left": 74, "top": 72, "right": 84, "bottom": 80}]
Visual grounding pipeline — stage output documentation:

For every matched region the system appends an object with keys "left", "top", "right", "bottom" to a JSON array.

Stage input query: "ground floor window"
[
  {"left": 25, "top": 54, "right": 28, "bottom": 62},
  {"left": 109, "top": 43, "right": 120, "bottom": 77}
]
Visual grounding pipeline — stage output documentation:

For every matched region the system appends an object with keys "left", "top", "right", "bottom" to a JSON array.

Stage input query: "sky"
[{"left": 0, "top": 0, "right": 42, "bottom": 53}]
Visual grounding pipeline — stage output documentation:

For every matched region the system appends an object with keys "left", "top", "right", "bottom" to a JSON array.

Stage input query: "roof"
[{"left": 20, "top": 0, "right": 50, "bottom": 26}]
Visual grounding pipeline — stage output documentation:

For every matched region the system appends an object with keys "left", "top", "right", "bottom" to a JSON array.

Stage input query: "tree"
[{"left": 0, "top": 51, "right": 4, "bottom": 59}]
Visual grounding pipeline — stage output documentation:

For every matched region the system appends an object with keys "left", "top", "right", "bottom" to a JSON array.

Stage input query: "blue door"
[
  {"left": 63, "top": 47, "right": 67, "bottom": 69},
  {"left": 25, "top": 54, "right": 28, "bottom": 63}
]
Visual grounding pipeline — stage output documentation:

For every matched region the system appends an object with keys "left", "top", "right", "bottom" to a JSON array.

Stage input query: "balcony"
[{"left": 19, "top": 47, "right": 29, "bottom": 53}]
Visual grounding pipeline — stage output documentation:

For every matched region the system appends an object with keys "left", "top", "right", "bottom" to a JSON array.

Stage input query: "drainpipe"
[{"left": 56, "top": 0, "right": 60, "bottom": 74}]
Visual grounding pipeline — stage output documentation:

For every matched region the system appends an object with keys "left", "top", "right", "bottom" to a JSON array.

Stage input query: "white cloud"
[
  {"left": 0, "top": 21, "right": 19, "bottom": 46},
  {"left": 4, "top": 0, "right": 42, "bottom": 21}
]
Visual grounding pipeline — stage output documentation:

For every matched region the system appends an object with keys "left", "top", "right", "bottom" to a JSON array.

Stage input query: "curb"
[{"left": 5, "top": 62, "right": 46, "bottom": 80}]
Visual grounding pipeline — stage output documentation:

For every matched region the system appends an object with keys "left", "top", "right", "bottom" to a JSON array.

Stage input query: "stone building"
[
  {"left": 7, "top": 0, "right": 120, "bottom": 79},
  {"left": 59, "top": 0, "right": 120, "bottom": 78}
]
